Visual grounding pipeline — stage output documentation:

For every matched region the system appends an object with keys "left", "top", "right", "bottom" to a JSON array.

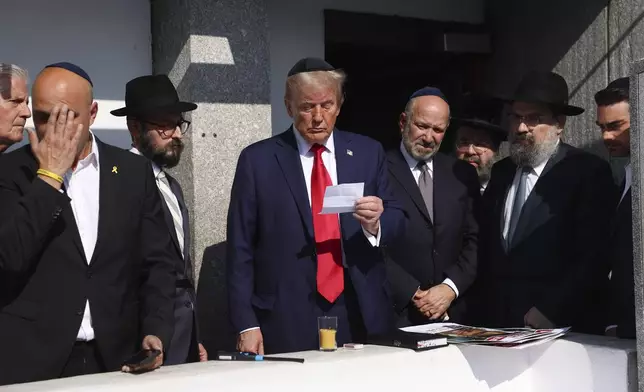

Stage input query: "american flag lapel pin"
[{"left": 347, "top": 149, "right": 353, "bottom": 156}]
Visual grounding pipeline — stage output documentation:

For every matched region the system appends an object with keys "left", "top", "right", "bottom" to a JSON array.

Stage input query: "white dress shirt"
[
  {"left": 501, "top": 152, "right": 552, "bottom": 244},
  {"left": 65, "top": 132, "right": 100, "bottom": 341},
  {"left": 129, "top": 147, "right": 185, "bottom": 257},
  {"left": 620, "top": 163, "right": 632, "bottom": 204},
  {"left": 399, "top": 143, "right": 460, "bottom": 297}
]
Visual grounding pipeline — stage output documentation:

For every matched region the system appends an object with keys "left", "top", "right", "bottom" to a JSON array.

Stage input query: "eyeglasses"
[
  {"left": 507, "top": 113, "right": 549, "bottom": 128},
  {"left": 141, "top": 118, "right": 191, "bottom": 138}
]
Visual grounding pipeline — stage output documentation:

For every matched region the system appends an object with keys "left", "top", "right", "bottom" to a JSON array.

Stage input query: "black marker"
[{"left": 215, "top": 351, "right": 305, "bottom": 364}]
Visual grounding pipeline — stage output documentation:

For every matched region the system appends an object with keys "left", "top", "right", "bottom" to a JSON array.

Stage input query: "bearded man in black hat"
[
  {"left": 453, "top": 94, "right": 506, "bottom": 194},
  {"left": 112, "top": 74, "right": 207, "bottom": 364},
  {"left": 227, "top": 57, "right": 406, "bottom": 354},
  {"left": 0, "top": 64, "right": 175, "bottom": 385},
  {"left": 454, "top": 120, "right": 505, "bottom": 194},
  {"left": 472, "top": 71, "right": 616, "bottom": 333}
]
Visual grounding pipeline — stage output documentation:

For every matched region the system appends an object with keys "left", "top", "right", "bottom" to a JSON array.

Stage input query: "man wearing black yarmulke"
[
  {"left": 0, "top": 63, "right": 176, "bottom": 384},
  {"left": 384, "top": 87, "right": 480, "bottom": 327},
  {"left": 227, "top": 57, "right": 406, "bottom": 354}
]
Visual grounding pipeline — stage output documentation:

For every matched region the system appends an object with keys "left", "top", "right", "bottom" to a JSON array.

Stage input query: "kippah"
[
  {"left": 606, "top": 76, "right": 629, "bottom": 91},
  {"left": 288, "top": 57, "right": 335, "bottom": 77},
  {"left": 44, "top": 62, "right": 93, "bottom": 87},
  {"left": 409, "top": 86, "right": 448, "bottom": 103}
]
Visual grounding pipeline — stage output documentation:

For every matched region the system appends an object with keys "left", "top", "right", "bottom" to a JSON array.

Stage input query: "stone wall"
[{"left": 151, "top": 0, "right": 272, "bottom": 351}]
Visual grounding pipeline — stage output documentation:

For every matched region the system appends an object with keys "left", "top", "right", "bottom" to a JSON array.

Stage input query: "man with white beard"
[{"left": 470, "top": 71, "right": 616, "bottom": 334}]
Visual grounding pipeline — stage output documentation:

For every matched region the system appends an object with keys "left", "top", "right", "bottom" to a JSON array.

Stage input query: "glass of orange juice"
[{"left": 318, "top": 316, "right": 338, "bottom": 351}]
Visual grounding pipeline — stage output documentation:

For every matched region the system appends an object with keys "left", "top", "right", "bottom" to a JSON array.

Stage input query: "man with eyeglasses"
[
  {"left": 595, "top": 77, "right": 634, "bottom": 338},
  {"left": 471, "top": 71, "right": 616, "bottom": 334},
  {"left": 454, "top": 120, "right": 505, "bottom": 194},
  {"left": 384, "top": 87, "right": 480, "bottom": 326},
  {"left": 113, "top": 74, "right": 208, "bottom": 365},
  {"left": 453, "top": 94, "right": 506, "bottom": 194}
]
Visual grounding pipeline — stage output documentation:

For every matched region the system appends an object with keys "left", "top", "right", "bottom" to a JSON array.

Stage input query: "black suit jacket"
[
  {"left": 608, "top": 187, "right": 635, "bottom": 338},
  {"left": 0, "top": 141, "right": 176, "bottom": 385},
  {"left": 385, "top": 150, "right": 480, "bottom": 325},
  {"left": 474, "top": 143, "right": 616, "bottom": 332},
  {"left": 160, "top": 173, "right": 201, "bottom": 364}
]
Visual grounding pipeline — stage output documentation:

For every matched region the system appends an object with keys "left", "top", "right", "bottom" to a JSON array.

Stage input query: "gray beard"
[
  {"left": 402, "top": 124, "right": 441, "bottom": 161},
  {"left": 509, "top": 129, "right": 560, "bottom": 168}
]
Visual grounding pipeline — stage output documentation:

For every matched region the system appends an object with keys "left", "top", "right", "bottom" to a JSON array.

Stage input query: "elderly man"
[
  {"left": 0, "top": 63, "right": 31, "bottom": 153},
  {"left": 384, "top": 87, "right": 479, "bottom": 326},
  {"left": 454, "top": 117, "right": 505, "bottom": 194},
  {"left": 595, "top": 77, "right": 634, "bottom": 338},
  {"left": 227, "top": 57, "right": 406, "bottom": 354},
  {"left": 473, "top": 71, "right": 616, "bottom": 333},
  {"left": 0, "top": 63, "right": 175, "bottom": 385},
  {"left": 114, "top": 74, "right": 207, "bottom": 363}
]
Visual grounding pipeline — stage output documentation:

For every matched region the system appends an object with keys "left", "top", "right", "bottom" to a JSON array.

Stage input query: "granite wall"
[{"left": 151, "top": 0, "right": 272, "bottom": 352}]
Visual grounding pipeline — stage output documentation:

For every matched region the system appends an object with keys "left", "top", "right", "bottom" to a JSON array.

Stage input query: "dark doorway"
[{"left": 324, "top": 10, "right": 492, "bottom": 152}]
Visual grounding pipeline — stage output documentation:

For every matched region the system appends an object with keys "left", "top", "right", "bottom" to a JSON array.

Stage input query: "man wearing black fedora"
[
  {"left": 112, "top": 74, "right": 207, "bottom": 365},
  {"left": 472, "top": 71, "right": 616, "bottom": 333},
  {"left": 453, "top": 94, "right": 506, "bottom": 194}
]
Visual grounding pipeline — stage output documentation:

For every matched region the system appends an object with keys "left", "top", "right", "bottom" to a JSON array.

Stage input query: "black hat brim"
[
  {"left": 111, "top": 101, "right": 197, "bottom": 117},
  {"left": 500, "top": 95, "right": 585, "bottom": 116},
  {"left": 453, "top": 118, "right": 507, "bottom": 145}
]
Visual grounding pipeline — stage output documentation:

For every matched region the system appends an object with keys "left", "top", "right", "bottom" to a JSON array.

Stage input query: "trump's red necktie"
[{"left": 310, "top": 144, "right": 344, "bottom": 303}]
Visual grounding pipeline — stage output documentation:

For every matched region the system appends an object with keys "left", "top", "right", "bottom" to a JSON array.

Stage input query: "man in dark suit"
[
  {"left": 452, "top": 95, "right": 506, "bottom": 194},
  {"left": 0, "top": 63, "right": 31, "bottom": 153},
  {"left": 115, "top": 74, "right": 208, "bottom": 364},
  {"left": 595, "top": 77, "right": 634, "bottom": 338},
  {"left": 0, "top": 63, "right": 175, "bottom": 385},
  {"left": 474, "top": 71, "right": 616, "bottom": 333},
  {"left": 227, "top": 58, "right": 406, "bottom": 354},
  {"left": 385, "top": 87, "right": 479, "bottom": 326}
]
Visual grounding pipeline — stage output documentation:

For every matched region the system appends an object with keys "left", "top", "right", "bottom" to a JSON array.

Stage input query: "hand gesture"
[
  {"left": 414, "top": 284, "right": 456, "bottom": 320},
  {"left": 354, "top": 196, "right": 384, "bottom": 236},
  {"left": 28, "top": 103, "right": 83, "bottom": 177},
  {"left": 121, "top": 335, "right": 164, "bottom": 373},
  {"left": 237, "top": 328, "right": 264, "bottom": 354}
]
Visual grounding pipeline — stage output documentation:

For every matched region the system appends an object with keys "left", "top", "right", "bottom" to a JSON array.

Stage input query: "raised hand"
[{"left": 28, "top": 103, "right": 83, "bottom": 180}]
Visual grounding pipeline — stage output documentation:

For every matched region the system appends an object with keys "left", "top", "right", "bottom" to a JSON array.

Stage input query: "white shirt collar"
[
  {"left": 69, "top": 131, "right": 99, "bottom": 173},
  {"left": 129, "top": 146, "right": 163, "bottom": 178},
  {"left": 399, "top": 142, "right": 433, "bottom": 173},
  {"left": 292, "top": 125, "right": 335, "bottom": 156}
]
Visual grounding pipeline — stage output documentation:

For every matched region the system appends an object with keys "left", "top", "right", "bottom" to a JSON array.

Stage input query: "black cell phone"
[{"left": 122, "top": 349, "right": 161, "bottom": 369}]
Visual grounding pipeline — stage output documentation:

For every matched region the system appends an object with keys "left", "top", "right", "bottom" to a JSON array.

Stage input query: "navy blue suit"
[{"left": 226, "top": 128, "right": 406, "bottom": 354}]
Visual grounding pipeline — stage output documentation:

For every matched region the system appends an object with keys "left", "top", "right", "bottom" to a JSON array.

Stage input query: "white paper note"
[{"left": 319, "top": 183, "right": 364, "bottom": 214}]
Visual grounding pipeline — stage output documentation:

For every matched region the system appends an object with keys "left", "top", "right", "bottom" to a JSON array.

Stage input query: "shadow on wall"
[
  {"left": 197, "top": 241, "right": 236, "bottom": 353},
  {"left": 485, "top": 0, "right": 610, "bottom": 95}
]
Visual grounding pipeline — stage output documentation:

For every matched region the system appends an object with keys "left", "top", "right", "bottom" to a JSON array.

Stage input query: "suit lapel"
[
  {"left": 167, "top": 174, "right": 193, "bottom": 281},
  {"left": 90, "top": 140, "right": 117, "bottom": 266},
  {"left": 275, "top": 128, "right": 314, "bottom": 239},
  {"left": 510, "top": 143, "right": 567, "bottom": 248},
  {"left": 489, "top": 159, "right": 518, "bottom": 252},
  {"left": 334, "top": 131, "right": 356, "bottom": 238},
  {"left": 432, "top": 154, "right": 452, "bottom": 232},
  {"left": 60, "top": 189, "right": 87, "bottom": 264},
  {"left": 387, "top": 149, "right": 431, "bottom": 223},
  {"left": 158, "top": 179, "right": 183, "bottom": 256}
]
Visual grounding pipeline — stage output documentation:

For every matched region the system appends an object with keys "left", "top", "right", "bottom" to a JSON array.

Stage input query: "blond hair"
[{"left": 284, "top": 70, "right": 346, "bottom": 103}]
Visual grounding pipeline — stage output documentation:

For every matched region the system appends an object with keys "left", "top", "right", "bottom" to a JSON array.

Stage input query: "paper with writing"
[{"left": 320, "top": 183, "right": 364, "bottom": 214}]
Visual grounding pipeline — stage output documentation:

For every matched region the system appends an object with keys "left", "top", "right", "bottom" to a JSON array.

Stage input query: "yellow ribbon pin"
[{"left": 112, "top": 166, "right": 118, "bottom": 174}]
